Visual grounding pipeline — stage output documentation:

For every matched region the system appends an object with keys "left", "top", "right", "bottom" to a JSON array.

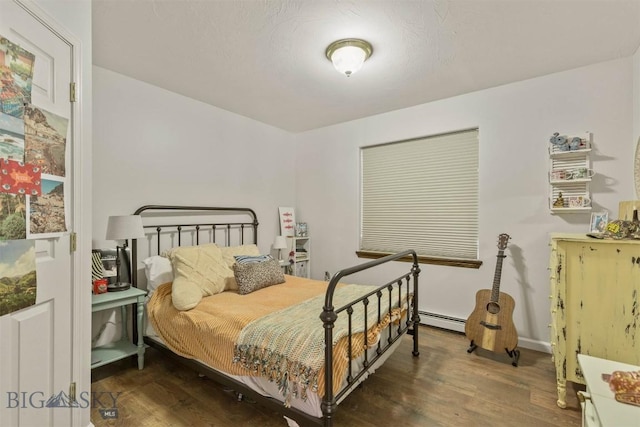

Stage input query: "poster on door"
[
  {"left": 0, "top": 239, "right": 37, "bottom": 316},
  {"left": 0, "top": 36, "right": 35, "bottom": 119},
  {"left": 24, "top": 103, "right": 69, "bottom": 177},
  {"left": 27, "top": 177, "right": 66, "bottom": 237},
  {"left": 0, "top": 193, "right": 26, "bottom": 240},
  {"left": 0, "top": 111, "right": 25, "bottom": 161}
]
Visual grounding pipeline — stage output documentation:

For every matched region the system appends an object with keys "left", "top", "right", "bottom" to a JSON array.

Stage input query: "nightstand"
[
  {"left": 577, "top": 354, "right": 640, "bottom": 427},
  {"left": 91, "top": 287, "right": 146, "bottom": 370}
]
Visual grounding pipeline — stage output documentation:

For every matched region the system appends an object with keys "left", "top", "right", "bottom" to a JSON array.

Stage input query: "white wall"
[
  {"left": 295, "top": 57, "right": 634, "bottom": 352},
  {"left": 92, "top": 66, "right": 296, "bottom": 344},
  {"left": 93, "top": 66, "right": 296, "bottom": 249}
]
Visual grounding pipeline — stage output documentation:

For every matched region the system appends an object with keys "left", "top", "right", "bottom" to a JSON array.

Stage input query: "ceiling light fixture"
[{"left": 325, "top": 38, "right": 373, "bottom": 77}]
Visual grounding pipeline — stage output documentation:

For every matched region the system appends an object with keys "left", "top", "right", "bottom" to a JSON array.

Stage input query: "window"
[{"left": 359, "top": 128, "right": 480, "bottom": 268}]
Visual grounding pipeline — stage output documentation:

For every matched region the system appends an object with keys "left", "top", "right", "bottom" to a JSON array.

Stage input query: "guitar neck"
[{"left": 490, "top": 250, "right": 506, "bottom": 303}]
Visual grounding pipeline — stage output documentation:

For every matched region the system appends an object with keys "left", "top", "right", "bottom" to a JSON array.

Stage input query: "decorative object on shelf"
[
  {"left": 568, "top": 137, "right": 583, "bottom": 151},
  {"left": 569, "top": 167, "right": 595, "bottom": 180},
  {"left": 567, "top": 195, "right": 590, "bottom": 208},
  {"left": 278, "top": 206, "right": 295, "bottom": 237},
  {"left": 105, "top": 215, "right": 145, "bottom": 291},
  {"left": 550, "top": 169, "right": 568, "bottom": 180},
  {"left": 550, "top": 132, "right": 569, "bottom": 151},
  {"left": 295, "top": 222, "right": 307, "bottom": 237},
  {"left": 589, "top": 211, "right": 608, "bottom": 233},
  {"left": 553, "top": 192, "right": 565, "bottom": 208},
  {"left": 325, "top": 38, "right": 373, "bottom": 77},
  {"left": 273, "top": 235, "right": 287, "bottom": 262}
]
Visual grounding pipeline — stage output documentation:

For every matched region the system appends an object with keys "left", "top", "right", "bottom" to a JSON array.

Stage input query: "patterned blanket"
[{"left": 233, "top": 283, "right": 406, "bottom": 406}]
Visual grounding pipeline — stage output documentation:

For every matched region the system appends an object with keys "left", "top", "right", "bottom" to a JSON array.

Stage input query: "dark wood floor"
[{"left": 91, "top": 326, "right": 583, "bottom": 426}]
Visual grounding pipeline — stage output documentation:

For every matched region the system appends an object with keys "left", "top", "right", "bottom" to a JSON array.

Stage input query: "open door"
[{"left": 0, "top": 1, "right": 76, "bottom": 426}]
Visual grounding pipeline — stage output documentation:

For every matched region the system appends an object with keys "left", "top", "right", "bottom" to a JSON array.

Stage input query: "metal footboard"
[{"left": 320, "top": 250, "right": 420, "bottom": 427}]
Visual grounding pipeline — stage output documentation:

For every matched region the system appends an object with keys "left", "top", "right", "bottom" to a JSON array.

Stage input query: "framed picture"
[
  {"left": 589, "top": 211, "right": 608, "bottom": 233},
  {"left": 278, "top": 207, "right": 295, "bottom": 237},
  {"left": 295, "top": 222, "right": 308, "bottom": 237}
]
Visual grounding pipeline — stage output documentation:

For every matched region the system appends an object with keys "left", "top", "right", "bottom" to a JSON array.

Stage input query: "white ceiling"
[{"left": 92, "top": 0, "right": 640, "bottom": 133}]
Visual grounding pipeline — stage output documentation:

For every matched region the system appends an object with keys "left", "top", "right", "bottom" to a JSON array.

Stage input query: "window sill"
[{"left": 356, "top": 251, "right": 482, "bottom": 269}]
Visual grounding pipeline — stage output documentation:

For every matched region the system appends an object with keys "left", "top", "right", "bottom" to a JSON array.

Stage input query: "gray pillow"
[{"left": 233, "top": 258, "right": 285, "bottom": 295}]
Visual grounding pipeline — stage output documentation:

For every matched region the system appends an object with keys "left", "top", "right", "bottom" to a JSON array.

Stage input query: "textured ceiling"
[{"left": 92, "top": 0, "right": 640, "bottom": 133}]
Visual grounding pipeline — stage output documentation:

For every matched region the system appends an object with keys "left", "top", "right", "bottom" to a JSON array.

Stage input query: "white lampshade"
[
  {"left": 273, "top": 235, "right": 288, "bottom": 250},
  {"left": 326, "top": 38, "right": 373, "bottom": 77},
  {"left": 105, "top": 215, "right": 145, "bottom": 241}
]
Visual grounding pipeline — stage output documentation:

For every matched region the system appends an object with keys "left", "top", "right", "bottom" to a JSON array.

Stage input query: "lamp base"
[{"left": 107, "top": 282, "right": 131, "bottom": 292}]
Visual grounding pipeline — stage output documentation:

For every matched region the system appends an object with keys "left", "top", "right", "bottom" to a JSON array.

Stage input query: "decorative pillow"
[
  {"left": 142, "top": 255, "right": 173, "bottom": 297},
  {"left": 169, "top": 244, "right": 234, "bottom": 310},
  {"left": 220, "top": 244, "right": 261, "bottom": 269},
  {"left": 234, "top": 254, "right": 273, "bottom": 264},
  {"left": 233, "top": 258, "right": 285, "bottom": 295},
  {"left": 161, "top": 243, "right": 218, "bottom": 259}
]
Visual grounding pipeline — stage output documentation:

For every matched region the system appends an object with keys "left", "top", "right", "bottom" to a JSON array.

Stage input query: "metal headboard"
[{"left": 130, "top": 205, "right": 259, "bottom": 288}]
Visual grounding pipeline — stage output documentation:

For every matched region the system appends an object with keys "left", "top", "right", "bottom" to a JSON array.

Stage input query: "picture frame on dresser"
[{"left": 589, "top": 211, "right": 608, "bottom": 233}]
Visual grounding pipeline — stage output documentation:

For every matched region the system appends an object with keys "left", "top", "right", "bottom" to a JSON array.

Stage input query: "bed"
[{"left": 130, "top": 205, "right": 421, "bottom": 427}]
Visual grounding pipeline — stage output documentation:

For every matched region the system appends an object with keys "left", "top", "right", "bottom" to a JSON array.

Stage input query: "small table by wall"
[
  {"left": 91, "top": 287, "right": 146, "bottom": 370},
  {"left": 577, "top": 354, "right": 640, "bottom": 427}
]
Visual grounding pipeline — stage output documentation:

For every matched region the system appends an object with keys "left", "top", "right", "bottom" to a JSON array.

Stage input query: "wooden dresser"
[{"left": 549, "top": 233, "right": 640, "bottom": 408}]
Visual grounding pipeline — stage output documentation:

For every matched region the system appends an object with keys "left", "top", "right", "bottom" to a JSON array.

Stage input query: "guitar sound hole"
[{"left": 486, "top": 302, "right": 500, "bottom": 314}]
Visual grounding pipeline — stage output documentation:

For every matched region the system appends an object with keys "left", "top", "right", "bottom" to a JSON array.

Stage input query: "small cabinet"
[
  {"left": 549, "top": 132, "right": 593, "bottom": 213},
  {"left": 287, "top": 236, "right": 310, "bottom": 278}
]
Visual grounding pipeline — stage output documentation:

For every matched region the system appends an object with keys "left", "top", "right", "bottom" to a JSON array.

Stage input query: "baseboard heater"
[{"left": 419, "top": 310, "right": 466, "bottom": 334}]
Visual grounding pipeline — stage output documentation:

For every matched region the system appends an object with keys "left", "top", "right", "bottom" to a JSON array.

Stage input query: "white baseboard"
[{"left": 419, "top": 311, "right": 551, "bottom": 354}]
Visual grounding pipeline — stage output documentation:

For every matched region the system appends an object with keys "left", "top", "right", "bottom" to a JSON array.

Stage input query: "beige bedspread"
[{"left": 147, "top": 276, "right": 405, "bottom": 403}]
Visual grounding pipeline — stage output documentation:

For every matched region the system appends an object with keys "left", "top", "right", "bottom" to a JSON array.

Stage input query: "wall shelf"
[{"left": 549, "top": 131, "right": 593, "bottom": 214}]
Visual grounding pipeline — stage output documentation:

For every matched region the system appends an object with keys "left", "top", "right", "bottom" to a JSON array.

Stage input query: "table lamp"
[
  {"left": 105, "top": 215, "right": 145, "bottom": 291},
  {"left": 273, "top": 235, "right": 288, "bottom": 262}
]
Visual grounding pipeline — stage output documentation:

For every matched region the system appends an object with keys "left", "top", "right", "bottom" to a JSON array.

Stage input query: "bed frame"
[{"left": 130, "top": 205, "right": 421, "bottom": 427}]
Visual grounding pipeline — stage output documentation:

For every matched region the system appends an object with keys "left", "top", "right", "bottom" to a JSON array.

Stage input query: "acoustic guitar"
[{"left": 465, "top": 233, "right": 520, "bottom": 366}]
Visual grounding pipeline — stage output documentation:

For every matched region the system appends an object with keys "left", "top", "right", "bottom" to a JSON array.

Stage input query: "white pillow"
[{"left": 142, "top": 255, "right": 173, "bottom": 297}]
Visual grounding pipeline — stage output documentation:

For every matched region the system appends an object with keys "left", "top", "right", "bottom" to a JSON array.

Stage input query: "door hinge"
[
  {"left": 70, "top": 232, "right": 77, "bottom": 253},
  {"left": 69, "top": 382, "right": 76, "bottom": 403},
  {"left": 69, "top": 82, "right": 76, "bottom": 103}
]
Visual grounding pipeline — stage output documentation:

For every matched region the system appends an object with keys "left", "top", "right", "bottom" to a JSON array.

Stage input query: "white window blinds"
[{"left": 360, "top": 129, "right": 479, "bottom": 261}]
